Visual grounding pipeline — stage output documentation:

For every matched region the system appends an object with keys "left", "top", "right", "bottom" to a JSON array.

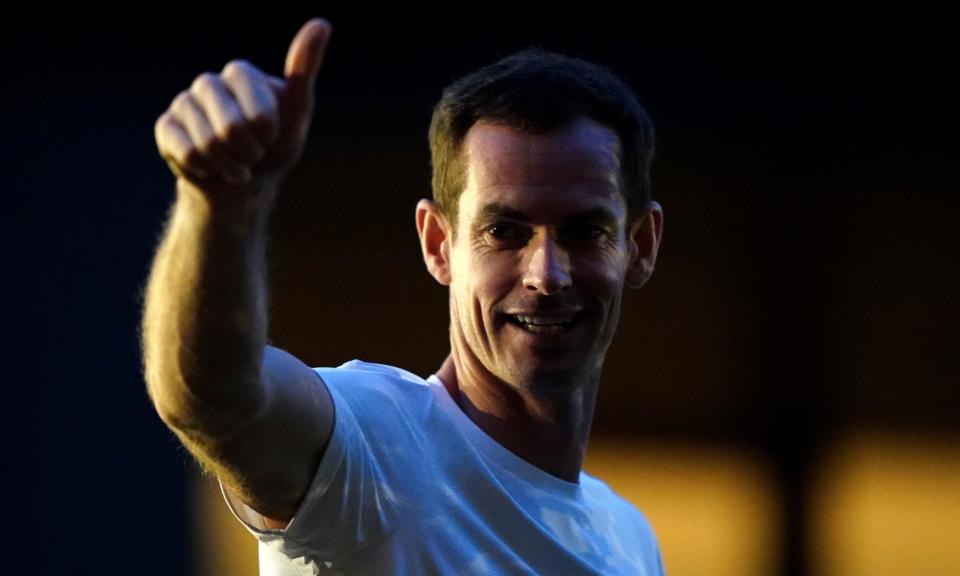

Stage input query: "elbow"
[{"left": 145, "top": 368, "right": 267, "bottom": 442}]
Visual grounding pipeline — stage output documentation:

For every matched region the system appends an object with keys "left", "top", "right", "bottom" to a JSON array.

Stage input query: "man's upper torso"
[{"left": 221, "top": 360, "right": 664, "bottom": 575}]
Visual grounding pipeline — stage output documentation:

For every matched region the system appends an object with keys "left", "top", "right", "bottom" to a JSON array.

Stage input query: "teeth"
[
  {"left": 514, "top": 315, "right": 573, "bottom": 326},
  {"left": 519, "top": 323, "right": 566, "bottom": 333}
]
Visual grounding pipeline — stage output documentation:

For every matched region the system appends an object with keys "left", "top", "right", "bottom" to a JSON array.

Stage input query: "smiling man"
[
  {"left": 421, "top": 114, "right": 661, "bottom": 486},
  {"left": 144, "top": 18, "right": 665, "bottom": 575}
]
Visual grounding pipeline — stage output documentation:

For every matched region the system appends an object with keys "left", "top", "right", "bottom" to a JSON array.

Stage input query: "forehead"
[{"left": 459, "top": 117, "right": 625, "bottom": 224}]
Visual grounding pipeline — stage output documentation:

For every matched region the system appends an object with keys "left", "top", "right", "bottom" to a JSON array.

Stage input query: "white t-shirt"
[{"left": 221, "top": 360, "right": 665, "bottom": 575}]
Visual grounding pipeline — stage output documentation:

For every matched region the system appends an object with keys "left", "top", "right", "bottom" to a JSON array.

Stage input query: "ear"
[
  {"left": 416, "top": 199, "right": 453, "bottom": 286},
  {"left": 626, "top": 201, "right": 664, "bottom": 290}
]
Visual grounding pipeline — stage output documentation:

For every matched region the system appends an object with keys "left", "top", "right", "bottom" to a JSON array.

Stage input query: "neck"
[{"left": 436, "top": 353, "right": 599, "bottom": 483}]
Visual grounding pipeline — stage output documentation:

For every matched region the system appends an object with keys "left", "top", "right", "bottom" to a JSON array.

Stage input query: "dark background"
[{"left": 5, "top": 13, "right": 956, "bottom": 575}]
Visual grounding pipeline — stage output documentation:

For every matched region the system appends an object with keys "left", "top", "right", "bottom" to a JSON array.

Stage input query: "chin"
[{"left": 505, "top": 362, "right": 587, "bottom": 395}]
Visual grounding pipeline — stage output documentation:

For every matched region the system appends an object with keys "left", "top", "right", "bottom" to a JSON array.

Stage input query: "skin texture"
[{"left": 416, "top": 118, "right": 664, "bottom": 482}]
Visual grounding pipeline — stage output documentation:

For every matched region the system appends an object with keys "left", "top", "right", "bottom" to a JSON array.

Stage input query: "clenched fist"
[{"left": 155, "top": 18, "right": 331, "bottom": 201}]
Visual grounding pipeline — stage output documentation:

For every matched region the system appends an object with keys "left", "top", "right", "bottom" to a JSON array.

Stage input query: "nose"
[{"left": 523, "top": 232, "right": 572, "bottom": 295}]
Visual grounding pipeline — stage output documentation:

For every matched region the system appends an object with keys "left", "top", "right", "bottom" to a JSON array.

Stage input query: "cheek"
[
  {"left": 574, "top": 256, "right": 625, "bottom": 296},
  {"left": 451, "top": 270, "right": 497, "bottom": 323},
  {"left": 470, "top": 253, "right": 517, "bottom": 293}
]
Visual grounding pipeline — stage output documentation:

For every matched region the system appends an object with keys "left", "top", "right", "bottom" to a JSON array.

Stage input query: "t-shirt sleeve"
[
  {"left": 635, "top": 506, "right": 667, "bottom": 575},
  {"left": 219, "top": 364, "right": 408, "bottom": 564}
]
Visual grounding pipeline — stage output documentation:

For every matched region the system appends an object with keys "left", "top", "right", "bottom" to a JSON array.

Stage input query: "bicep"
[{"left": 212, "top": 344, "right": 335, "bottom": 524}]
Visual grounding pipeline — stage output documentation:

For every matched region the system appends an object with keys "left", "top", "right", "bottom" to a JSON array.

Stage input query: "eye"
[
  {"left": 562, "top": 224, "right": 607, "bottom": 243},
  {"left": 486, "top": 222, "right": 530, "bottom": 243}
]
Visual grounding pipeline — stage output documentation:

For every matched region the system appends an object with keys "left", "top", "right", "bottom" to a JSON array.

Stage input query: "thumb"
[{"left": 282, "top": 18, "right": 332, "bottom": 115}]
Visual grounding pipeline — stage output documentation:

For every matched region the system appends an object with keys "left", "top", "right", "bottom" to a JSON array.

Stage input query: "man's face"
[{"left": 445, "top": 117, "right": 644, "bottom": 395}]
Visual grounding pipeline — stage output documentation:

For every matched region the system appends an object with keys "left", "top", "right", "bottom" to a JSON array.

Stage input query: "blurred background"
[{"left": 5, "top": 12, "right": 957, "bottom": 576}]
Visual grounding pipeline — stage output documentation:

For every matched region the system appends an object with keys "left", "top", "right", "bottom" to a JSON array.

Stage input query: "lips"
[{"left": 503, "top": 311, "right": 583, "bottom": 333}]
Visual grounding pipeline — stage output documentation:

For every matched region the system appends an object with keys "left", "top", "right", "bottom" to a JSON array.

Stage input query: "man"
[{"left": 144, "top": 17, "right": 666, "bottom": 575}]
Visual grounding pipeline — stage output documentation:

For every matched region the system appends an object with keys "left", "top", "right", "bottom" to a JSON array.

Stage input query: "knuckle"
[
  {"left": 154, "top": 112, "right": 172, "bottom": 135},
  {"left": 222, "top": 59, "right": 254, "bottom": 78},
  {"left": 191, "top": 72, "right": 218, "bottom": 94},
  {"left": 154, "top": 114, "right": 181, "bottom": 150},
  {"left": 171, "top": 90, "right": 192, "bottom": 113}
]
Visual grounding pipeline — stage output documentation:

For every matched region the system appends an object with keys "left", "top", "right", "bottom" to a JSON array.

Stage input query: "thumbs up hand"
[{"left": 155, "top": 18, "right": 332, "bottom": 204}]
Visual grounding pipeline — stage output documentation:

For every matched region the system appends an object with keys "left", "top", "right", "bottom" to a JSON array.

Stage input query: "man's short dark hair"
[{"left": 428, "top": 49, "right": 655, "bottom": 235}]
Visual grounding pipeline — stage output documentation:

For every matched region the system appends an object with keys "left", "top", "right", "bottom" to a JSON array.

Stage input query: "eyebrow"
[{"left": 476, "top": 203, "right": 621, "bottom": 226}]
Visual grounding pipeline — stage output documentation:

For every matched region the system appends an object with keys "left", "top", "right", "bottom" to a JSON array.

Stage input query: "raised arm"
[{"left": 142, "top": 18, "right": 335, "bottom": 523}]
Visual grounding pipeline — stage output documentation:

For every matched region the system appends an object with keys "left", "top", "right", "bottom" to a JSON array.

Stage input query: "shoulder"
[
  {"left": 581, "top": 473, "right": 659, "bottom": 541},
  {"left": 321, "top": 359, "right": 430, "bottom": 384},
  {"left": 312, "top": 359, "right": 437, "bottom": 420},
  {"left": 581, "top": 474, "right": 664, "bottom": 573}
]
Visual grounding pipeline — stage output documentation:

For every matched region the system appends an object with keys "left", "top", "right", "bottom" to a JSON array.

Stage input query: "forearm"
[{"left": 142, "top": 178, "right": 276, "bottom": 440}]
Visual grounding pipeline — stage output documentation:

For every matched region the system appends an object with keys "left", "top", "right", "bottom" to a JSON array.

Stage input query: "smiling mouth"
[{"left": 505, "top": 312, "right": 582, "bottom": 334}]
